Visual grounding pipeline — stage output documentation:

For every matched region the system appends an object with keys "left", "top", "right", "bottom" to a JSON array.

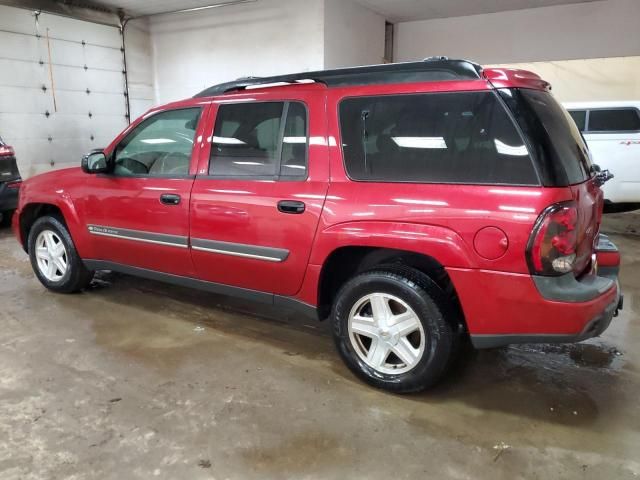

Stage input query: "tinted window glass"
[
  {"left": 588, "top": 108, "right": 640, "bottom": 132},
  {"left": 210, "top": 102, "right": 283, "bottom": 177},
  {"left": 114, "top": 108, "right": 201, "bottom": 176},
  {"left": 339, "top": 91, "right": 537, "bottom": 185},
  {"left": 506, "top": 89, "right": 590, "bottom": 185},
  {"left": 209, "top": 102, "right": 308, "bottom": 178},
  {"left": 280, "top": 102, "right": 308, "bottom": 178},
  {"left": 0, "top": 157, "right": 20, "bottom": 181},
  {"left": 568, "top": 110, "right": 587, "bottom": 132}
]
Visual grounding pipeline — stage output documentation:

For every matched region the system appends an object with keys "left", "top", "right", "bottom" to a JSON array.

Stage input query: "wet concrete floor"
[{"left": 0, "top": 216, "right": 639, "bottom": 479}]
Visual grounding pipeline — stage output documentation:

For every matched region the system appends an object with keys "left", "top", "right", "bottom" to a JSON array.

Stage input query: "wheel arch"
[
  {"left": 19, "top": 201, "right": 82, "bottom": 253},
  {"left": 316, "top": 245, "right": 466, "bottom": 334}
]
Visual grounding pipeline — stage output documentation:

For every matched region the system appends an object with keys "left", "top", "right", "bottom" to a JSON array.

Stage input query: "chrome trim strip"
[
  {"left": 191, "top": 245, "right": 283, "bottom": 262},
  {"left": 87, "top": 225, "right": 188, "bottom": 249},
  {"left": 191, "top": 238, "right": 289, "bottom": 262}
]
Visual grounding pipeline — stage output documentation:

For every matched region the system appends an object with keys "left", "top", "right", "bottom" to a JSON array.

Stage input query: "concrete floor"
[{"left": 1, "top": 215, "right": 639, "bottom": 480}]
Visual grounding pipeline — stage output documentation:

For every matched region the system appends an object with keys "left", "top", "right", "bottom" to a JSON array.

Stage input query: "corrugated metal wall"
[{"left": 0, "top": 4, "right": 128, "bottom": 177}]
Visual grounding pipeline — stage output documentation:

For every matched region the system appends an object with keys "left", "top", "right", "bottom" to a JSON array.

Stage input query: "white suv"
[{"left": 564, "top": 102, "right": 640, "bottom": 209}]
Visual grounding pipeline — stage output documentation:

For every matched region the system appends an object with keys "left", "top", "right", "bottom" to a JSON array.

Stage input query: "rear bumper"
[{"left": 448, "top": 235, "right": 622, "bottom": 349}]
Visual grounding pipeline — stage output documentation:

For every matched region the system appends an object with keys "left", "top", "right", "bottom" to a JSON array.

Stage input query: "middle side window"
[{"left": 209, "top": 101, "right": 308, "bottom": 179}]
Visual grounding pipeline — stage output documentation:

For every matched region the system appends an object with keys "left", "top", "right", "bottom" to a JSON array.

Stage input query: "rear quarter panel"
[{"left": 311, "top": 83, "right": 575, "bottom": 274}]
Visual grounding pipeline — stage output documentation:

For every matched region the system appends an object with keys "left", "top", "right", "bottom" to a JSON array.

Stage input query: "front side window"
[
  {"left": 588, "top": 108, "right": 640, "bottom": 133},
  {"left": 568, "top": 110, "right": 587, "bottom": 132},
  {"left": 339, "top": 91, "right": 538, "bottom": 185},
  {"left": 113, "top": 108, "right": 201, "bottom": 176},
  {"left": 209, "top": 101, "right": 308, "bottom": 179}
]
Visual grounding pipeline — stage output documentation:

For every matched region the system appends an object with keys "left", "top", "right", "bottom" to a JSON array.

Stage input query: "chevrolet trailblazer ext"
[{"left": 13, "top": 59, "right": 623, "bottom": 393}]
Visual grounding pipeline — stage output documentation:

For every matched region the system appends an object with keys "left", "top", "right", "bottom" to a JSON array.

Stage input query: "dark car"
[
  {"left": 12, "top": 59, "right": 622, "bottom": 393},
  {"left": 0, "top": 136, "right": 22, "bottom": 225}
]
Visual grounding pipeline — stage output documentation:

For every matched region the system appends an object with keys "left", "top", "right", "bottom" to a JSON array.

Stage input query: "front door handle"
[
  {"left": 277, "top": 200, "right": 305, "bottom": 214},
  {"left": 160, "top": 193, "right": 181, "bottom": 205}
]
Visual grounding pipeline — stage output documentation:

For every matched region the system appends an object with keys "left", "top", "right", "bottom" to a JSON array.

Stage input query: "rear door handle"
[
  {"left": 277, "top": 200, "right": 305, "bottom": 214},
  {"left": 160, "top": 193, "right": 181, "bottom": 205}
]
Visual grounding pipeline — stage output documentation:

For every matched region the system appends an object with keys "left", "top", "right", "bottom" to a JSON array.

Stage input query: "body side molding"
[
  {"left": 87, "top": 225, "right": 188, "bottom": 248},
  {"left": 191, "top": 238, "right": 289, "bottom": 262}
]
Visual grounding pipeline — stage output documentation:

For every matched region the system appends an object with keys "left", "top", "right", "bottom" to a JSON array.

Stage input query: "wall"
[
  {"left": 491, "top": 57, "right": 640, "bottom": 102},
  {"left": 395, "top": 0, "right": 640, "bottom": 65},
  {"left": 323, "top": 0, "right": 386, "bottom": 69},
  {"left": 148, "top": 0, "right": 326, "bottom": 104},
  {"left": 394, "top": 0, "right": 640, "bottom": 102},
  {"left": 124, "top": 18, "right": 155, "bottom": 120}
]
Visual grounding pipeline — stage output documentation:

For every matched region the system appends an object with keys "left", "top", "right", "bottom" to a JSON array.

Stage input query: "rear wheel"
[
  {"left": 28, "top": 215, "right": 93, "bottom": 293},
  {"left": 331, "top": 267, "right": 455, "bottom": 393}
]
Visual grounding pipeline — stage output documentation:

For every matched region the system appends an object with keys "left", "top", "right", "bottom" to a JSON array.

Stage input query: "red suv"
[{"left": 12, "top": 59, "right": 623, "bottom": 392}]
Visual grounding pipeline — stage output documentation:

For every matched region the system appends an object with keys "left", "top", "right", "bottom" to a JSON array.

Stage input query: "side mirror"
[{"left": 81, "top": 150, "right": 110, "bottom": 174}]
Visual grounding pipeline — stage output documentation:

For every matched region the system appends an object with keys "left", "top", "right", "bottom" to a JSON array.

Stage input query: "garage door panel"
[
  {"left": 0, "top": 34, "right": 40, "bottom": 61},
  {"left": 0, "top": 113, "right": 122, "bottom": 143},
  {"left": 0, "top": 5, "right": 37, "bottom": 34},
  {"left": 48, "top": 41, "right": 121, "bottom": 72},
  {"left": 0, "top": 7, "right": 127, "bottom": 178},
  {"left": 48, "top": 91, "right": 126, "bottom": 116},
  {"left": 10, "top": 139, "right": 56, "bottom": 167},
  {"left": 0, "top": 86, "right": 53, "bottom": 114},
  {"left": 84, "top": 45, "right": 123, "bottom": 72},
  {"left": 0, "top": 60, "right": 48, "bottom": 88},
  {"left": 46, "top": 138, "right": 94, "bottom": 164},
  {"left": 39, "top": 13, "right": 122, "bottom": 49},
  {"left": 48, "top": 115, "right": 125, "bottom": 140},
  {"left": 48, "top": 65, "right": 123, "bottom": 93}
]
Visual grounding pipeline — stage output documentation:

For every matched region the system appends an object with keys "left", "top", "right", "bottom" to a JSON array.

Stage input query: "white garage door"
[{"left": 0, "top": 4, "right": 128, "bottom": 178}]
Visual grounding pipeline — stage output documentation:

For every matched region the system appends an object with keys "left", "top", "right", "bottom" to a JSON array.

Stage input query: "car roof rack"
[{"left": 194, "top": 57, "right": 483, "bottom": 97}]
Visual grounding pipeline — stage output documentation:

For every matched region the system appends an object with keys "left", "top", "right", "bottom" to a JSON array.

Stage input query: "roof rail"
[{"left": 194, "top": 58, "right": 482, "bottom": 97}]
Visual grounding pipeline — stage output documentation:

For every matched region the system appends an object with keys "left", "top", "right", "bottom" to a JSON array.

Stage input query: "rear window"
[
  {"left": 339, "top": 91, "right": 538, "bottom": 185},
  {"left": 568, "top": 110, "right": 587, "bottom": 132},
  {"left": 499, "top": 89, "right": 591, "bottom": 186},
  {"left": 588, "top": 108, "right": 640, "bottom": 132}
]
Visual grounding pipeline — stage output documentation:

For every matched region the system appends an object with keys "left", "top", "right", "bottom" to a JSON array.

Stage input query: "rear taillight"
[
  {"left": 0, "top": 145, "right": 15, "bottom": 157},
  {"left": 6, "top": 180, "right": 21, "bottom": 189},
  {"left": 527, "top": 202, "right": 579, "bottom": 276}
]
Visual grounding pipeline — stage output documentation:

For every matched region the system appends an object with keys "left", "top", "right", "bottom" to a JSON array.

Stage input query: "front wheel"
[
  {"left": 28, "top": 215, "right": 94, "bottom": 293},
  {"left": 331, "top": 267, "right": 455, "bottom": 393}
]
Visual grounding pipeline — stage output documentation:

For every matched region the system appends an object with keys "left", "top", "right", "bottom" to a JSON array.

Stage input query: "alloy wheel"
[
  {"left": 35, "top": 230, "right": 68, "bottom": 282},
  {"left": 347, "top": 293, "right": 426, "bottom": 375}
]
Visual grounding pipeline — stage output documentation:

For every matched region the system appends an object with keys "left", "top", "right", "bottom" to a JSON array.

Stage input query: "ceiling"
[
  {"left": 357, "top": 0, "right": 599, "bottom": 22},
  {"left": 89, "top": 0, "right": 598, "bottom": 21}
]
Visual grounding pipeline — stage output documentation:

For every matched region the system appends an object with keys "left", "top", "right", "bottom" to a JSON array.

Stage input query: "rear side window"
[
  {"left": 568, "top": 110, "right": 587, "bottom": 132},
  {"left": 339, "top": 91, "right": 538, "bottom": 185},
  {"left": 588, "top": 108, "right": 640, "bottom": 132},
  {"left": 500, "top": 89, "right": 591, "bottom": 186},
  {"left": 209, "top": 101, "right": 308, "bottom": 179}
]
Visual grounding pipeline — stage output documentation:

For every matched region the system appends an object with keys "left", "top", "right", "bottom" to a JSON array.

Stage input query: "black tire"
[
  {"left": 332, "top": 266, "right": 455, "bottom": 393},
  {"left": 27, "top": 215, "right": 93, "bottom": 293}
]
